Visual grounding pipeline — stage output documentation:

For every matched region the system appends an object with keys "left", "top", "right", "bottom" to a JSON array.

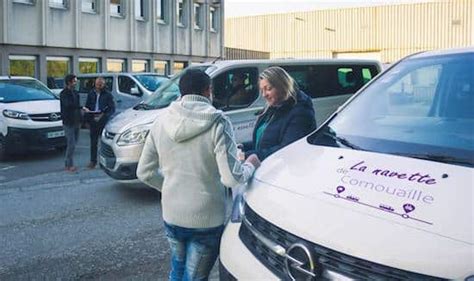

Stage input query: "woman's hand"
[{"left": 245, "top": 154, "right": 261, "bottom": 169}]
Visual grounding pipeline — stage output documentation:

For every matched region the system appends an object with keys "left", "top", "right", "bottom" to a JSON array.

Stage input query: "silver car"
[{"left": 99, "top": 59, "right": 382, "bottom": 180}]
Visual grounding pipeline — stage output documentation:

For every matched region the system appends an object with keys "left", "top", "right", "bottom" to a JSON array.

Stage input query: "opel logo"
[
  {"left": 285, "top": 243, "right": 318, "bottom": 281},
  {"left": 49, "top": 113, "right": 60, "bottom": 121}
]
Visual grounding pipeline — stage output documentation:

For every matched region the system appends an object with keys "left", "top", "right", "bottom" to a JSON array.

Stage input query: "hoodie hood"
[{"left": 162, "top": 95, "right": 223, "bottom": 142}]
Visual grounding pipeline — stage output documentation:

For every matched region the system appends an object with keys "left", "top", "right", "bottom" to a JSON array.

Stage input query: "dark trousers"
[{"left": 89, "top": 118, "right": 106, "bottom": 164}]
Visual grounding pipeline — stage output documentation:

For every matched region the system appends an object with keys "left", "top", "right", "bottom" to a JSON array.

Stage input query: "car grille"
[
  {"left": 239, "top": 204, "right": 444, "bottom": 281},
  {"left": 99, "top": 141, "right": 115, "bottom": 158},
  {"left": 29, "top": 112, "right": 62, "bottom": 122}
]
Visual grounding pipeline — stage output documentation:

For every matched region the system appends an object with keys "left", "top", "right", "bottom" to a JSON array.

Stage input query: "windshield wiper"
[
  {"left": 133, "top": 103, "right": 153, "bottom": 110},
  {"left": 323, "top": 129, "right": 364, "bottom": 150},
  {"left": 394, "top": 153, "right": 474, "bottom": 167}
]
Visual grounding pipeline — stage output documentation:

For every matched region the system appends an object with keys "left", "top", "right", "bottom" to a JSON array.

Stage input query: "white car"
[
  {"left": 0, "top": 76, "right": 66, "bottom": 160},
  {"left": 220, "top": 47, "right": 474, "bottom": 280}
]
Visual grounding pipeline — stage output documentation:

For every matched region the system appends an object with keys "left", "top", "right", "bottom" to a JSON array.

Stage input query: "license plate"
[{"left": 47, "top": 130, "right": 65, "bottom": 138}]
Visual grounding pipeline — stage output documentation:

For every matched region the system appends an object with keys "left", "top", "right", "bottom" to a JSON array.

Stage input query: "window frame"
[
  {"left": 157, "top": 0, "right": 167, "bottom": 24},
  {"left": 193, "top": 3, "right": 202, "bottom": 30},
  {"left": 12, "top": 0, "right": 35, "bottom": 5},
  {"left": 135, "top": 0, "right": 146, "bottom": 20},
  {"left": 49, "top": 0, "right": 68, "bottom": 9},
  {"left": 177, "top": 0, "right": 186, "bottom": 28},
  {"left": 209, "top": 6, "right": 218, "bottom": 32},
  {"left": 81, "top": 0, "right": 98, "bottom": 14},
  {"left": 9, "top": 55, "right": 38, "bottom": 78},
  {"left": 110, "top": 0, "right": 125, "bottom": 18}
]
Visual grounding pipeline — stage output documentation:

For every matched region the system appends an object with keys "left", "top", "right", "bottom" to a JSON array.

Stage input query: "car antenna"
[{"left": 211, "top": 56, "right": 222, "bottom": 64}]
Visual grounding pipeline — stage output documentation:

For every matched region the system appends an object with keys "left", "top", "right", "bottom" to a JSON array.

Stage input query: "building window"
[
  {"left": 132, "top": 60, "right": 149, "bottom": 73},
  {"left": 177, "top": 0, "right": 186, "bottom": 27},
  {"left": 154, "top": 60, "right": 168, "bottom": 75},
  {"left": 173, "top": 61, "right": 187, "bottom": 74},
  {"left": 210, "top": 6, "right": 217, "bottom": 32},
  {"left": 157, "top": 0, "right": 166, "bottom": 23},
  {"left": 110, "top": 0, "right": 124, "bottom": 17},
  {"left": 79, "top": 57, "right": 101, "bottom": 74},
  {"left": 82, "top": 0, "right": 97, "bottom": 13},
  {"left": 194, "top": 3, "right": 202, "bottom": 30},
  {"left": 12, "top": 0, "right": 35, "bottom": 5},
  {"left": 9, "top": 55, "right": 37, "bottom": 78},
  {"left": 107, "top": 59, "right": 126, "bottom": 72},
  {"left": 46, "top": 57, "right": 70, "bottom": 89},
  {"left": 49, "top": 0, "right": 67, "bottom": 9},
  {"left": 135, "top": 0, "right": 146, "bottom": 20}
]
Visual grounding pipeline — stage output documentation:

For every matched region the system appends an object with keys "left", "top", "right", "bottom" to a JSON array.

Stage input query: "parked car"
[
  {"left": 47, "top": 76, "right": 64, "bottom": 98},
  {"left": 99, "top": 58, "right": 382, "bottom": 181},
  {"left": 220, "top": 47, "right": 474, "bottom": 280},
  {"left": 76, "top": 72, "right": 169, "bottom": 113},
  {"left": 0, "top": 76, "right": 66, "bottom": 160}
]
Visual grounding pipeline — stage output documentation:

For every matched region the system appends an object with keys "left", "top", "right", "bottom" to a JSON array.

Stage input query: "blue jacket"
[{"left": 246, "top": 91, "right": 316, "bottom": 160}]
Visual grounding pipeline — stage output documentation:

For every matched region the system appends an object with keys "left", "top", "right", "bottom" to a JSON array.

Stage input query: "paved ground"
[{"left": 0, "top": 130, "right": 220, "bottom": 280}]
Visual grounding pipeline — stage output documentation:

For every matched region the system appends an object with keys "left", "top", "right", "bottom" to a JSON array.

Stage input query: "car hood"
[
  {"left": 246, "top": 139, "right": 473, "bottom": 279},
  {"left": 105, "top": 107, "right": 165, "bottom": 133},
  {"left": 2, "top": 100, "right": 60, "bottom": 114}
]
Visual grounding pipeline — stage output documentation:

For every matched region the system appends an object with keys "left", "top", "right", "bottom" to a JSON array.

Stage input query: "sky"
[{"left": 224, "top": 0, "right": 435, "bottom": 18}]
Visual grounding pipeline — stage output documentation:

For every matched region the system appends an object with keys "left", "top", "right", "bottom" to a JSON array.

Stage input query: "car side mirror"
[{"left": 130, "top": 87, "right": 141, "bottom": 96}]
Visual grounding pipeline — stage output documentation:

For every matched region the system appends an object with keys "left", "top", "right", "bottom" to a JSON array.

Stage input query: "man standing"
[
  {"left": 59, "top": 74, "right": 81, "bottom": 172},
  {"left": 83, "top": 77, "right": 115, "bottom": 169},
  {"left": 137, "top": 69, "right": 260, "bottom": 281}
]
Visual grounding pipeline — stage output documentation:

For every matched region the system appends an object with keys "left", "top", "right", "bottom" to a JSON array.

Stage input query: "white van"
[
  {"left": 219, "top": 48, "right": 474, "bottom": 280},
  {"left": 0, "top": 76, "right": 66, "bottom": 160},
  {"left": 99, "top": 59, "right": 381, "bottom": 180},
  {"left": 76, "top": 72, "right": 169, "bottom": 113}
]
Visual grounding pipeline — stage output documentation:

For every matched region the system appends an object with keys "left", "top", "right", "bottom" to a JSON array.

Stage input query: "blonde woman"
[{"left": 245, "top": 66, "right": 316, "bottom": 160}]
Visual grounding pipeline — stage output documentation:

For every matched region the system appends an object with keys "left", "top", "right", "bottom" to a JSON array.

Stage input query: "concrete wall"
[{"left": 1, "top": 0, "right": 225, "bottom": 80}]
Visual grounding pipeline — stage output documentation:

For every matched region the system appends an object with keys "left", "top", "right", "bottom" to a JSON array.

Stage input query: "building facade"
[
  {"left": 0, "top": 0, "right": 224, "bottom": 86},
  {"left": 225, "top": 0, "right": 473, "bottom": 63}
]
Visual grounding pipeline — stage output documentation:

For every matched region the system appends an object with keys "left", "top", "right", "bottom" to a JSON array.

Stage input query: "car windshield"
[
  {"left": 0, "top": 79, "right": 57, "bottom": 103},
  {"left": 137, "top": 65, "right": 215, "bottom": 110},
  {"left": 308, "top": 52, "right": 474, "bottom": 167},
  {"left": 133, "top": 74, "right": 170, "bottom": 91}
]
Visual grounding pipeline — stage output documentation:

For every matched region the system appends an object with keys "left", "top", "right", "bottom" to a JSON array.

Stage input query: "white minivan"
[
  {"left": 99, "top": 59, "right": 381, "bottom": 180},
  {"left": 220, "top": 48, "right": 474, "bottom": 280},
  {"left": 0, "top": 76, "right": 66, "bottom": 160}
]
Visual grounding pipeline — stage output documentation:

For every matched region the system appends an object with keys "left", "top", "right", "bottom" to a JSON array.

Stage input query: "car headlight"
[
  {"left": 230, "top": 187, "right": 246, "bottom": 223},
  {"left": 116, "top": 125, "right": 150, "bottom": 146},
  {"left": 2, "top": 109, "right": 29, "bottom": 120}
]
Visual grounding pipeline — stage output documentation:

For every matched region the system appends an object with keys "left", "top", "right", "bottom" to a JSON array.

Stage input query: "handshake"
[{"left": 237, "top": 144, "right": 261, "bottom": 169}]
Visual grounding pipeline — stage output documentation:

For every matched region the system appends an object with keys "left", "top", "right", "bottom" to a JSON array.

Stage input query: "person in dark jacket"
[
  {"left": 60, "top": 74, "right": 81, "bottom": 172},
  {"left": 245, "top": 66, "right": 317, "bottom": 160},
  {"left": 83, "top": 77, "right": 115, "bottom": 169}
]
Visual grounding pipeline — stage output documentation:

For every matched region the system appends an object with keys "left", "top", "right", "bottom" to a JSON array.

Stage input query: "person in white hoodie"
[{"left": 137, "top": 69, "right": 260, "bottom": 281}]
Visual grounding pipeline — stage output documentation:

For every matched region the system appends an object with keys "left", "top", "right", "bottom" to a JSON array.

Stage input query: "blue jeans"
[
  {"left": 164, "top": 222, "right": 224, "bottom": 281},
  {"left": 63, "top": 125, "right": 80, "bottom": 167}
]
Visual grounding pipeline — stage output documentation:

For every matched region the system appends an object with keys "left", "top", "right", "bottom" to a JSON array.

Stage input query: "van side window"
[
  {"left": 279, "top": 65, "right": 379, "bottom": 98},
  {"left": 118, "top": 76, "right": 142, "bottom": 96},
  {"left": 78, "top": 77, "right": 113, "bottom": 93},
  {"left": 212, "top": 67, "right": 259, "bottom": 111}
]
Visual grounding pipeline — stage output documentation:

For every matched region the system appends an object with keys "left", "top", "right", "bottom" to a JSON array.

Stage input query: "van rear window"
[{"left": 278, "top": 64, "right": 379, "bottom": 98}]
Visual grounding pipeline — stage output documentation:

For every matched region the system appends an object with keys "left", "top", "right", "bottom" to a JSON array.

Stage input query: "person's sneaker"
[{"left": 87, "top": 162, "right": 96, "bottom": 169}]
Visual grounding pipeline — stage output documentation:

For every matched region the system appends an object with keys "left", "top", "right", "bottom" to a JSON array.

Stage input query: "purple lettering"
[
  {"left": 423, "top": 195, "right": 434, "bottom": 204},
  {"left": 350, "top": 161, "right": 367, "bottom": 172},
  {"left": 425, "top": 178, "right": 437, "bottom": 185}
]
